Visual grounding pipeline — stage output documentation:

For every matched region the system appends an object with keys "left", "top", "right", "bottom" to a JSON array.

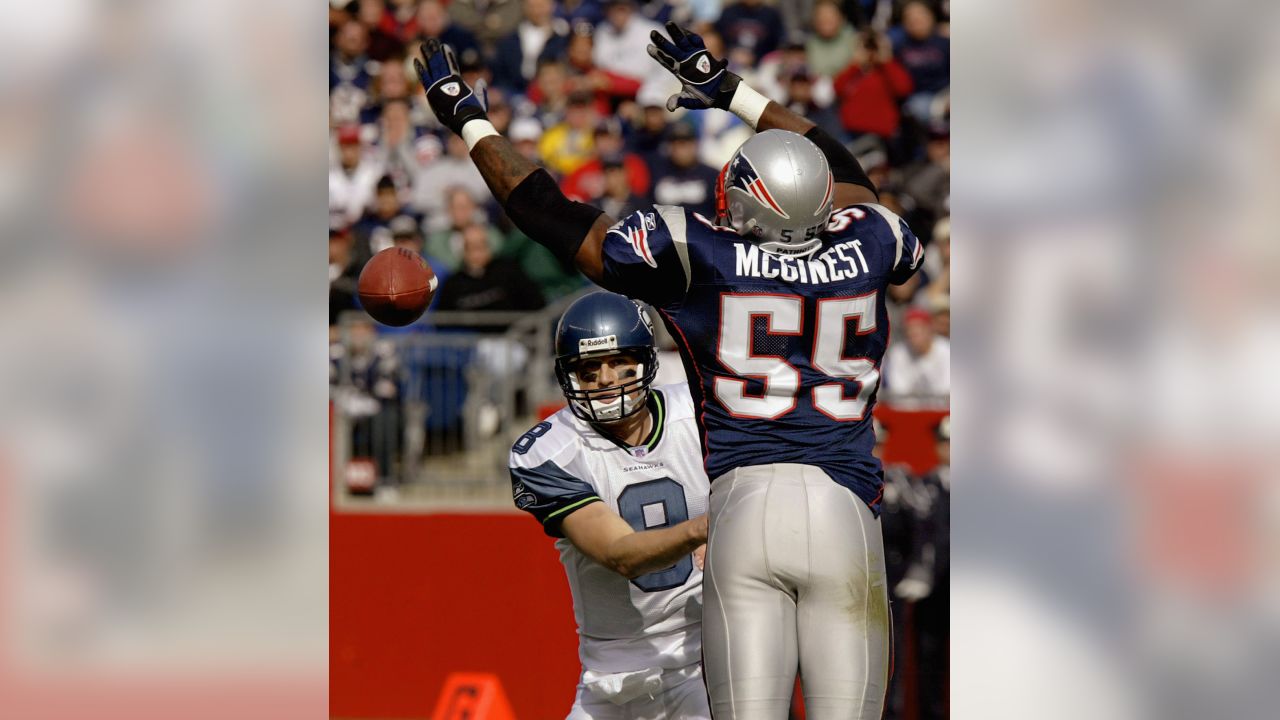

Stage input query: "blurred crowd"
[{"left": 329, "top": 0, "right": 950, "bottom": 382}]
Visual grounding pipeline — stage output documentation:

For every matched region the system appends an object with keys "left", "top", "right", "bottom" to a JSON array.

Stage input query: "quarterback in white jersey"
[{"left": 509, "top": 292, "right": 711, "bottom": 719}]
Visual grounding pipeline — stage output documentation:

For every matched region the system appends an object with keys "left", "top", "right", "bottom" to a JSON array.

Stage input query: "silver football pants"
[{"left": 703, "top": 464, "right": 890, "bottom": 719}]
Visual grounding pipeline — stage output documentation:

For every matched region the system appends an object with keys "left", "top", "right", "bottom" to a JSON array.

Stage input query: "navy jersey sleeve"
[
  {"left": 509, "top": 460, "right": 601, "bottom": 538},
  {"left": 861, "top": 203, "right": 925, "bottom": 285},
  {"left": 599, "top": 206, "right": 692, "bottom": 308}
]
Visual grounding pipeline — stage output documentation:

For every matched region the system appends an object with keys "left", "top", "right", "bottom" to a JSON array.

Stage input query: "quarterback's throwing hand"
[
  {"left": 413, "top": 39, "right": 488, "bottom": 136},
  {"left": 647, "top": 22, "right": 741, "bottom": 112}
]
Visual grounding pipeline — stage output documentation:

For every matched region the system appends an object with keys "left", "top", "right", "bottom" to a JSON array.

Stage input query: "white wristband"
[
  {"left": 728, "top": 83, "right": 770, "bottom": 129},
  {"left": 461, "top": 120, "right": 499, "bottom": 151}
]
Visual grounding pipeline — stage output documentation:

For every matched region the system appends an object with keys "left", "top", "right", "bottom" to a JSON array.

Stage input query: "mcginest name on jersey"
[{"left": 734, "top": 240, "right": 871, "bottom": 284}]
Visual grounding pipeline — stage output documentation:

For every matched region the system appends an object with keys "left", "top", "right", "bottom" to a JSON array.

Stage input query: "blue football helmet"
[{"left": 554, "top": 292, "right": 659, "bottom": 423}]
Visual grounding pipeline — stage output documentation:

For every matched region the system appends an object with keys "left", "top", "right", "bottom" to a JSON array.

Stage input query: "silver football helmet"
[{"left": 715, "top": 129, "right": 835, "bottom": 257}]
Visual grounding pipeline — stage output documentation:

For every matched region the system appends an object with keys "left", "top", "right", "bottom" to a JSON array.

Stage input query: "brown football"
[{"left": 357, "top": 247, "right": 437, "bottom": 326}]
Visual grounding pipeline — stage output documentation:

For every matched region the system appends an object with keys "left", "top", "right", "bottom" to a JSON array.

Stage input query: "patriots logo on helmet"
[
  {"left": 607, "top": 212, "right": 658, "bottom": 268},
  {"left": 726, "top": 152, "right": 790, "bottom": 219}
]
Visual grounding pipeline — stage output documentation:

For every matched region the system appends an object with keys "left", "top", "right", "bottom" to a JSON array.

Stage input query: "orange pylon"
[{"left": 431, "top": 673, "right": 517, "bottom": 720}]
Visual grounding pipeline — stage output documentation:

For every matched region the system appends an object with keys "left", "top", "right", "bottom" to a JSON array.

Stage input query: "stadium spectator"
[
  {"left": 491, "top": 0, "right": 572, "bottom": 94},
  {"left": 425, "top": 186, "right": 504, "bottom": 266},
  {"left": 330, "top": 125, "right": 384, "bottom": 225},
  {"left": 901, "top": 129, "right": 950, "bottom": 220},
  {"left": 354, "top": 0, "right": 403, "bottom": 62},
  {"left": 330, "top": 18, "right": 375, "bottom": 123},
  {"left": 411, "top": 133, "right": 489, "bottom": 219},
  {"left": 562, "top": 22, "right": 642, "bottom": 104},
  {"left": 352, "top": 175, "right": 415, "bottom": 265},
  {"left": 366, "top": 57, "right": 412, "bottom": 115},
  {"left": 389, "top": 214, "right": 426, "bottom": 254},
  {"left": 625, "top": 85, "right": 673, "bottom": 170},
  {"left": 335, "top": 319, "right": 404, "bottom": 496},
  {"left": 920, "top": 215, "right": 950, "bottom": 312},
  {"left": 833, "top": 29, "right": 914, "bottom": 142},
  {"left": 448, "top": 0, "right": 524, "bottom": 49},
  {"left": 756, "top": 37, "right": 832, "bottom": 106},
  {"left": 804, "top": 0, "right": 857, "bottom": 79},
  {"left": 884, "top": 307, "right": 950, "bottom": 400},
  {"left": 928, "top": 294, "right": 950, "bottom": 339},
  {"left": 376, "top": 98, "right": 426, "bottom": 189},
  {"left": 891, "top": 0, "right": 950, "bottom": 123},
  {"left": 714, "top": 0, "right": 783, "bottom": 63},
  {"left": 329, "top": 226, "right": 360, "bottom": 326},
  {"left": 872, "top": 417, "right": 931, "bottom": 720},
  {"left": 538, "top": 91, "right": 600, "bottom": 175},
  {"left": 413, "top": 0, "right": 481, "bottom": 59},
  {"left": 914, "top": 415, "right": 950, "bottom": 720},
  {"left": 562, "top": 118, "right": 651, "bottom": 202},
  {"left": 436, "top": 224, "right": 546, "bottom": 312},
  {"left": 781, "top": 67, "right": 843, "bottom": 140},
  {"left": 331, "top": 19, "right": 374, "bottom": 91},
  {"left": 649, "top": 122, "right": 719, "bottom": 217},
  {"left": 499, "top": 226, "right": 588, "bottom": 302},
  {"left": 595, "top": 154, "right": 650, "bottom": 219},
  {"left": 525, "top": 53, "right": 614, "bottom": 119},
  {"left": 686, "top": 0, "right": 725, "bottom": 27},
  {"left": 508, "top": 116, "right": 545, "bottom": 162},
  {"left": 527, "top": 57, "right": 574, "bottom": 125},
  {"left": 555, "top": 0, "right": 606, "bottom": 27},
  {"left": 369, "top": 0, "right": 422, "bottom": 44},
  {"left": 593, "top": 0, "right": 663, "bottom": 83}
]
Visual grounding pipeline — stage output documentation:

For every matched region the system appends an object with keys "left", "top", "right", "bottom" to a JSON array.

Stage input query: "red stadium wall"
[
  {"left": 330, "top": 511, "right": 581, "bottom": 719},
  {"left": 330, "top": 404, "right": 946, "bottom": 719}
]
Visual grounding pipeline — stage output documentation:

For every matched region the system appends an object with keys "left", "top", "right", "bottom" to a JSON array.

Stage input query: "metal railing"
[
  {"left": 331, "top": 290, "right": 950, "bottom": 510},
  {"left": 330, "top": 291, "right": 591, "bottom": 509}
]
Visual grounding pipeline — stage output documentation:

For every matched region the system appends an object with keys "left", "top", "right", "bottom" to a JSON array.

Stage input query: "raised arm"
[
  {"left": 647, "top": 22, "right": 879, "bottom": 207},
  {"left": 414, "top": 40, "right": 612, "bottom": 283}
]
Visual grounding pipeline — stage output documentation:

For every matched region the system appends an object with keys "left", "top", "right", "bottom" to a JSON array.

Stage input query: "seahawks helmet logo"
[
  {"left": 635, "top": 302, "right": 655, "bottom": 335},
  {"left": 441, "top": 82, "right": 461, "bottom": 97}
]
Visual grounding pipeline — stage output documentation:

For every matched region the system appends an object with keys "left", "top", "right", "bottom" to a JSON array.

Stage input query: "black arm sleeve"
[
  {"left": 804, "top": 125, "right": 878, "bottom": 200},
  {"left": 504, "top": 169, "right": 606, "bottom": 267}
]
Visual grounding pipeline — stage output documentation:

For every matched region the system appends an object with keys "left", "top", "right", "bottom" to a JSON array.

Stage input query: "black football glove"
[
  {"left": 413, "top": 39, "right": 489, "bottom": 136},
  {"left": 647, "top": 22, "right": 742, "bottom": 112}
]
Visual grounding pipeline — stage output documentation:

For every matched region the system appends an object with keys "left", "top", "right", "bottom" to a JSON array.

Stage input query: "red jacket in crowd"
[{"left": 833, "top": 60, "right": 914, "bottom": 138}]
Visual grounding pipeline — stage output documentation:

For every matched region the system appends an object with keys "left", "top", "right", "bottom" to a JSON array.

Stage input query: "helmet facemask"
[{"left": 556, "top": 348, "right": 659, "bottom": 424}]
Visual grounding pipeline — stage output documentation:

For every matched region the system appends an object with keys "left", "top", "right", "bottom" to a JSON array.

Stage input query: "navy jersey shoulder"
[
  {"left": 655, "top": 204, "right": 925, "bottom": 513},
  {"left": 599, "top": 205, "right": 693, "bottom": 309}
]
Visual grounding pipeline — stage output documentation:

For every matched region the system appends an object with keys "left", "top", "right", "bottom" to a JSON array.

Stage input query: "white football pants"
[
  {"left": 566, "top": 663, "right": 711, "bottom": 720},
  {"left": 703, "top": 464, "right": 890, "bottom": 719}
]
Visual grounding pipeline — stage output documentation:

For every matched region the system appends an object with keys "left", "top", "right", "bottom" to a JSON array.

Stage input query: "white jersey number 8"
[{"left": 714, "top": 292, "right": 880, "bottom": 421}]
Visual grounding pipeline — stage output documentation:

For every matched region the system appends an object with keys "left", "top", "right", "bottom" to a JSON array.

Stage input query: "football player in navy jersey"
[{"left": 416, "top": 20, "right": 925, "bottom": 718}]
